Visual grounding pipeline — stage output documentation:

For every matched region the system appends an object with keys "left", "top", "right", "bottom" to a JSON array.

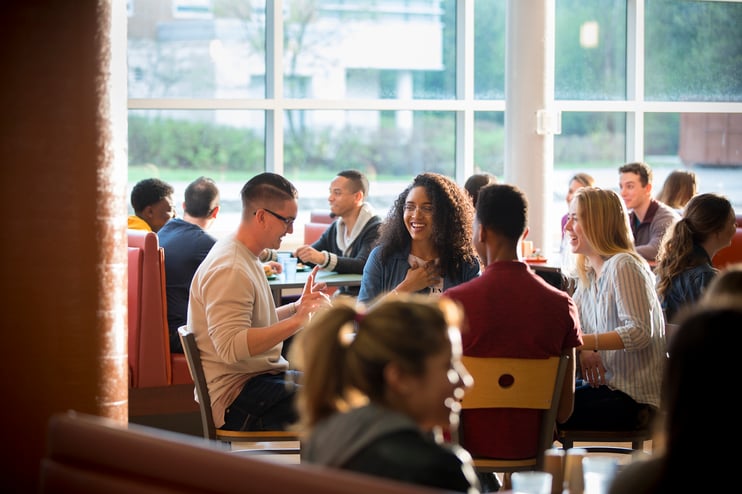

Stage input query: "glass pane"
[
  {"left": 282, "top": 109, "right": 456, "bottom": 201},
  {"left": 284, "top": 1, "right": 455, "bottom": 99},
  {"left": 474, "top": 112, "right": 505, "bottom": 178},
  {"left": 646, "top": 0, "right": 742, "bottom": 102},
  {"left": 128, "top": 0, "right": 266, "bottom": 98},
  {"left": 128, "top": 109, "right": 265, "bottom": 178},
  {"left": 646, "top": 112, "right": 742, "bottom": 213},
  {"left": 555, "top": 112, "right": 626, "bottom": 170},
  {"left": 474, "top": 1, "right": 506, "bottom": 99},
  {"left": 128, "top": 108, "right": 265, "bottom": 238},
  {"left": 552, "top": 112, "right": 626, "bottom": 247},
  {"left": 555, "top": 0, "right": 626, "bottom": 100}
]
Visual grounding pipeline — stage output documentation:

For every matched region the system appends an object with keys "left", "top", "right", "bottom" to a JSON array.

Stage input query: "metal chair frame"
[{"left": 178, "top": 326, "right": 300, "bottom": 454}]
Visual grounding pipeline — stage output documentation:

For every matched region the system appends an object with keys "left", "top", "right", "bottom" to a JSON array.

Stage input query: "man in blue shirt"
[{"left": 158, "top": 176, "right": 220, "bottom": 353}]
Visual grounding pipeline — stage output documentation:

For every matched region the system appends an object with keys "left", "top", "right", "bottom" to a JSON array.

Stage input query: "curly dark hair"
[{"left": 375, "top": 172, "right": 477, "bottom": 280}]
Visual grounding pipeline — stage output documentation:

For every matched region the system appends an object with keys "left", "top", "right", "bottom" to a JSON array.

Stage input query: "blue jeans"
[
  {"left": 558, "top": 382, "right": 656, "bottom": 431},
  {"left": 221, "top": 370, "right": 302, "bottom": 431}
]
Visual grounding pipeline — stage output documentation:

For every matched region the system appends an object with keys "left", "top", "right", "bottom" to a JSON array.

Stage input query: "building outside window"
[{"left": 128, "top": 0, "right": 742, "bottom": 250}]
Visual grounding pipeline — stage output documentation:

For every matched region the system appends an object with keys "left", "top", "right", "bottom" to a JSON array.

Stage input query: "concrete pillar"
[
  {"left": 505, "top": 0, "right": 557, "bottom": 254},
  {"left": 0, "top": 1, "right": 127, "bottom": 490}
]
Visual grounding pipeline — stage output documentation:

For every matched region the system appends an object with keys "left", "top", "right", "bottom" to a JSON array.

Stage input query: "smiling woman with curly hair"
[{"left": 358, "top": 172, "right": 480, "bottom": 305}]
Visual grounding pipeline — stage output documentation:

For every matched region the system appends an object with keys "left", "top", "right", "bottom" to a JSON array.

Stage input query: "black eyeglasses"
[{"left": 256, "top": 208, "right": 295, "bottom": 227}]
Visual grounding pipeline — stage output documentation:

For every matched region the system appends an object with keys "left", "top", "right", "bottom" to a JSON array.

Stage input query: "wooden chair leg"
[{"left": 501, "top": 472, "right": 512, "bottom": 491}]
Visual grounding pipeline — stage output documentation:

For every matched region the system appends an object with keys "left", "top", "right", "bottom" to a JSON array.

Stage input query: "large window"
[{"left": 128, "top": 0, "right": 742, "bottom": 246}]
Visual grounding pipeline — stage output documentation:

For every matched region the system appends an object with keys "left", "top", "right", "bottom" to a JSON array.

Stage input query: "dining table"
[{"left": 267, "top": 269, "right": 363, "bottom": 305}]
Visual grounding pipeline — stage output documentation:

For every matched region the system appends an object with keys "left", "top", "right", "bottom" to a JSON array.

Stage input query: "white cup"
[
  {"left": 511, "top": 471, "right": 552, "bottom": 494},
  {"left": 582, "top": 456, "right": 618, "bottom": 494},
  {"left": 521, "top": 240, "right": 534, "bottom": 258},
  {"left": 282, "top": 256, "right": 298, "bottom": 281}
]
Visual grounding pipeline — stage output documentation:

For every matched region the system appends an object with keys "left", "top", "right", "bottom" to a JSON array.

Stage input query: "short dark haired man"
[
  {"left": 158, "top": 176, "right": 220, "bottom": 353},
  {"left": 294, "top": 169, "right": 382, "bottom": 297},
  {"left": 188, "top": 172, "right": 330, "bottom": 432},
  {"left": 128, "top": 177, "right": 175, "bottom": 232},
  {"left": 443, "top": 183, "right": 582, "bottom": 487},
  {"left": 618, "top": 161, "right": 680, "bottom": 262}
]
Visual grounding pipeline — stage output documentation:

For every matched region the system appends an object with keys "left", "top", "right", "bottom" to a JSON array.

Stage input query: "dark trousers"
[
  {"left": 558, "top": 382, "right": 656, "bottom": 431},
  {"left": 221, "top": 370, "right": 302, "bottom": 431}
]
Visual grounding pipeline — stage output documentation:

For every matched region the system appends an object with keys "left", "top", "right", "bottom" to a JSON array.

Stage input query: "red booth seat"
[
  {"left": 41, "top": 411, "right": 451, "bottom": 494},
  {"left": 304, "top": 222, "right": 330, "bottom": 245},
  {"left": 712, "top": 214, "right": 742, "bottom": 270},
  {"left": 128, "top": 230, "right": 197, "bottom": 419},
  {"left": 310, "top": 209, "right": 334, "bottom": 224}
]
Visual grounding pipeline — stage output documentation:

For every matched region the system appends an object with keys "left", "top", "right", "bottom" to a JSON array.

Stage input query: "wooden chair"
[
  {"left": 556, "top": 381, "right": 655, "bottom": 455},
  {"left": 556, "top": 426, "right": 653, "bottom": 455},
  {"left": 459, "top": 354, "right": 570, "bottom": 488},
  {"left": 178, "top": 326, "right": 300, "bottom": 454}
]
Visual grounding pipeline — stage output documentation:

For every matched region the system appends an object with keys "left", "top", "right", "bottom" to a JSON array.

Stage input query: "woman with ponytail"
[
  {"left": 655, "top": 193, "right": 736, "bottom": 323},
  {"left": 291, "top": 294, "right": 480, "bottom": 493}
]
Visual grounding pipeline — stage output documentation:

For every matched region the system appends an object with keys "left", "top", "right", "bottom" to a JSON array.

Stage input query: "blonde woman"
[
  {"left": 292, "top": 294, "right": 480, "bottom": 493},
  {"left": 560, "top": 187, "right": 665, "bottom": 432}
]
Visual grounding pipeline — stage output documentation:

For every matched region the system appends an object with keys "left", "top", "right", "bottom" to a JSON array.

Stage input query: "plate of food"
[
  {"left": 296, "top": 262, "right": 310, "bottom": 272},
  {"left": 266, "top": 274, "right": 277, "bottom": 280}
]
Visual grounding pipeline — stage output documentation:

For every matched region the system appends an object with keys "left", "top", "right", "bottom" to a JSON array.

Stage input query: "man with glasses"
[
  {"left": 158, "top": 176, "right": 220, "bottom": 353},
  {"left": 294, "top": 169, "right": 382, "bottom": 297},
  {"left": 188, "top": 172, "right": 331, "bottom": 432}
]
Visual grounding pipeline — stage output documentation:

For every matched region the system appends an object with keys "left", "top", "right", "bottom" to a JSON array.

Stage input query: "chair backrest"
[
  {"left": 179, "top": 325, "right": 218, "bottom": 440},
  {"left": 40, "top": 411, "right": 452, "bottom": 494},
  {"left": 127, "top": 229, "right": 171, "bottom": 388},
  {"left": 310, "top": 209, "right": 334, "bottom": 224},
  {"left": 460, "top": 354, "right": 569, "bottom": 468},
  {"left": 304, "top": 221, "right": 330, "bottom": 245}
]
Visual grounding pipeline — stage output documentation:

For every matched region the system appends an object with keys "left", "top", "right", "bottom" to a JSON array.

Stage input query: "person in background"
[
  {"left": 608, "top": 307, "right": 742, "bottom": 494},
  {"left": 463, "top": 172, "right": 498, "bottom": 207},
  {"left": 158, "top": 176, "right": 220, "bottom": 353},
  {"left": 560, "top": 187, "right": 665, "bottom": 433},
  {"left": 560, "top": 172, "right": 595, "bottom": 240},
  {"left": 655, "top": 169, "right": 697, "bottom": 215},
  {"left": 443, "top": 183, "right": 582, "bottom": 491},
  {"left": 293, "top": 294, "right": 480, "bottom": 494},
  {"left": 188, "top": 172, "right": 331, "bottom": 432},
  {"left": 128, "top": 177, "right": 175, "bottom": 232},
  {"left": 358, "top": 172, "right": 480, "bottom": 306},
  {"left": 654, "top": 193, "right": 736, "bottom": 324},
  {"left": 294, "top": 170, "right": 382, "bottom": 297},
  {"left": 618, "top": 162, "right": 680, "bottom": 262}
]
